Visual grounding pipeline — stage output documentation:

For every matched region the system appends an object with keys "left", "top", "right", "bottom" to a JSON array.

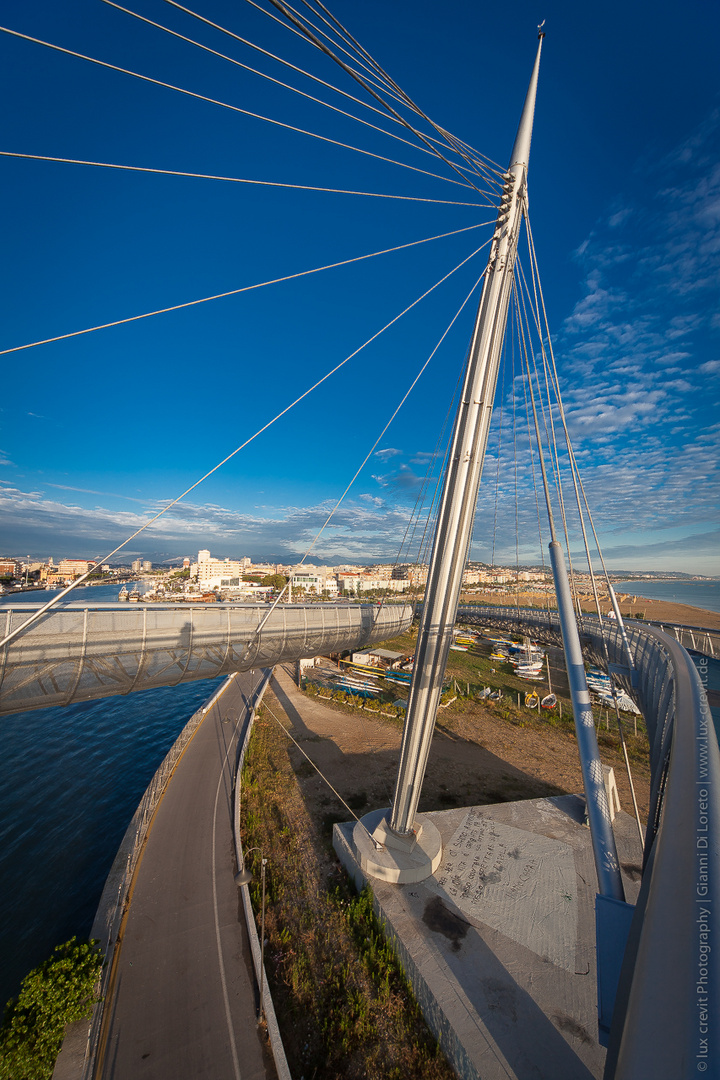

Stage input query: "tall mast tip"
[{"left": 537, "top": 19, "right": 546, "bottom": 39}]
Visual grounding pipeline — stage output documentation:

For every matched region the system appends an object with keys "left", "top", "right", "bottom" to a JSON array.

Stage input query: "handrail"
[{"left": 458, "top": 604, "right": 719, "bottom": 1078}]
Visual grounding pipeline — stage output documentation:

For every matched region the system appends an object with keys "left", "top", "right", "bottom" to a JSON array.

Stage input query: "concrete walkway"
[{"left": 96, "top": 672, "right": 275, "bottom": 1080}]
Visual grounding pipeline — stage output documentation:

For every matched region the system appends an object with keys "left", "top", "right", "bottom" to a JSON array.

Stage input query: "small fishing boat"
[
  {"left": 525, "top": 690, "right": 540, "bottom": 708},
  {"left": 541, "top": 693, "right": 557, "bottom": 709},
  {"left": 450, "top": 644, "right": 468, "bottom": 652},
  {"left": 616, "top": 692, "right": 641, "bottom": 715},
  {"left": 488, "top": 689, "right": 503, "bottom": 701},
  {"left": 385, "top": 670, "right": 412, "bottom": 686},
  {"left": 515, "top": 662, "right": 544, "bottom": 680}
]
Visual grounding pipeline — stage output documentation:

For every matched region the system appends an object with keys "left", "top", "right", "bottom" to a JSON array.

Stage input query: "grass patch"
[{"left": 241, "top": 710, "right": 454, "bottom": 1080}]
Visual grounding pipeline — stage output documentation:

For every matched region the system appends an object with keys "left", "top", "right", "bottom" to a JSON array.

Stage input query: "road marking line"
[{"left": 212, "top": 699, "right": 243, "bottom": 1080}]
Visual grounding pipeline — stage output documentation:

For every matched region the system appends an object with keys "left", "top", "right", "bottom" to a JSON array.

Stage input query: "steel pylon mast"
[{"left": 389, "top": 34, "right": 544, "bottom": 837}]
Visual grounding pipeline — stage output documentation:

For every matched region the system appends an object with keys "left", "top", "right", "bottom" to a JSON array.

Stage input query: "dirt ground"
[{"left": 265, "top": 663, "right": 651, "bottom": 836}]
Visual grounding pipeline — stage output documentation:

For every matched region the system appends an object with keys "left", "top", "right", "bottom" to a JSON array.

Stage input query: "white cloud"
[{"left": 0, "top": 485, "right": 424, "bottom": 564}]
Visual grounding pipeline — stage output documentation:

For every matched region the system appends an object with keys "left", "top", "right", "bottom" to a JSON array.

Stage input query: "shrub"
[{"left": 0, "top": 938, "right": 103, "bottom": 1080}]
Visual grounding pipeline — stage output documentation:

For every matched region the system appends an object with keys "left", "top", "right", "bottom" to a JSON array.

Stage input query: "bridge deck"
[
  {"left": 0, "top": 601, "right": 412, "bottom": 716},
  {"left": 95, "top": 671, "right": 274, "bottom": 1080}
]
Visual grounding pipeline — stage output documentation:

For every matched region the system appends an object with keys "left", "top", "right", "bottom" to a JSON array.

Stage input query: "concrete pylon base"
[{"left": 352, "top": 807, "right": 442, "bottom": 884}]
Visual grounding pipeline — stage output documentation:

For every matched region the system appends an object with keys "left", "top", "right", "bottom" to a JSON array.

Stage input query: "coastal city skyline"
[{"left": 0, "top": 0, "right": 718, "bottom": 574}]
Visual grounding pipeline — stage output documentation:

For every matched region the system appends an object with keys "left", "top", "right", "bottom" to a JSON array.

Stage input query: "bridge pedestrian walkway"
[{"left": 95, "top": 671, "right": 275, "bottom": 1080}]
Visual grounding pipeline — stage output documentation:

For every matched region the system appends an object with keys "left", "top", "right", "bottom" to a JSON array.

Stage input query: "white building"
[
  {"left": 193, "top": 550, "right": 248, "bottom": 585},
  {"left": 337, "top": 574, "right": 408, "bottom": 595},
  {"left": 290, "top": 571, "right": 338, "bottom": 596}
]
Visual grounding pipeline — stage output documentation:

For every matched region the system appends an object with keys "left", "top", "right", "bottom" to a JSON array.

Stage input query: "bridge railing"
[
  {"left": 0, "top": 601, "right": 413, "bottom": 716},
  {"left": 649, "top": 620, "right": 718, "bottom": 658},
  {"left": 458, "top": 605, "right": 719, "bottom": 1078}
]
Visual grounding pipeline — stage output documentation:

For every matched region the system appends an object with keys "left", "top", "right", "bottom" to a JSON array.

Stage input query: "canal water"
[{"left": 0, "top": 584, "right": 222, "bottom": 1009}]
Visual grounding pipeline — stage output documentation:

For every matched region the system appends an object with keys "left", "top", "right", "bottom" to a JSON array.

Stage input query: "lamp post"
[{"left": 234, "top": 847, "right": 268, "bottom": 1021}]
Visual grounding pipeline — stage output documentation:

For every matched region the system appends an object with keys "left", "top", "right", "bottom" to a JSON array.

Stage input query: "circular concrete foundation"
[{"left": 352, "top": 807, "right": 442, "bottom": 884}]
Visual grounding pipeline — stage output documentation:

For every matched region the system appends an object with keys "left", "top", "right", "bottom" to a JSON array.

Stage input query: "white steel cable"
[
  {"left": 0, "top": 24, "right": 476, "bottom": 192},
  {"left": 167, "top": 0, "right": 503, "bottom": 190},
  {"left": 391, "top": 350, "right": 465, "bottom": 580},
  {"left": 0, "top": 151, "right": 487, "bottom": 207},
  {"left": 259, "top": 697, "right": 382, "bottom": 848},
  {"left": 103, "top": 0, "right": 496, "bottom": 197},
  {"left": 290, "top": 0, "right": 506, "bottom": 186},
  {"left": 294, "top": 0, "right": 399, "bottom": 88},
  {"left": 298, "top": 267, "right": 487, "bottom": 566},
  {"left": 516, "top": 306, "right": 550, "bottom": 600},
  {"left": 511, "top": 280, "right": 556, "bottom": 539},
  {"left": 521, "top": 215, "right": 645, "bottom": 843},
  {"left": 250, "top": 262, "right": 487, "bottom": 636},
  {"left": 490, "top": 335, "right": 509, "bottom": 567},
  {"left": 167, "top": 0, "right": 427, "bottom": 127},
  {"left": 523, "top": 211, "right": 632, "bottom": 612},
  {"left": 518, "top": 221, "right": 645, "bottom": 846},
  {"left": 240, "top": 0, "right": 403, "bottom": 100},
  {"left": 0, "top": 220, "right": 492, "bottom": 358},
  {"left": 264, "top": 0, "right": 490, "bottom": 197},
  {"left": 0, "top": 239, "right": 487, "bottom": 650},
  {"left": 515, "top": 266, "right": 583, "bottom": 615}
]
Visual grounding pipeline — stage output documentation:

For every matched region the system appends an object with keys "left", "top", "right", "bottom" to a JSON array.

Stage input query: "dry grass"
[{"left": 241, "top": 703, "right": 455, "bottom": 1080}]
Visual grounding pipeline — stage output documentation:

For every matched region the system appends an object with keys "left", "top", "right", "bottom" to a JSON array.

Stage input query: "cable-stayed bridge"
[{"left": 0, "top": 5, "right": 717, "bottom": 1079}]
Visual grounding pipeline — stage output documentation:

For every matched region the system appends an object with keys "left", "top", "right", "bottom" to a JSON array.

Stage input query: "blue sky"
[{"left": 0, "top": 0, "right": 718, "bottom": 573}]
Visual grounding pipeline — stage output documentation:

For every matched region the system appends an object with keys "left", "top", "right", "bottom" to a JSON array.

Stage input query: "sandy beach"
[{"left": 460, "top": 589, "right": 720, "bottom": 631}]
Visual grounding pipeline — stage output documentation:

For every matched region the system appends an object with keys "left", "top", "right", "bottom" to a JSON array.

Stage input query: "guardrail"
[
  {"left": 458, "top": 605, "right": 719, "bottom": 1078},
  {"left": 649, "top": 621, "right": 719, "bottom": 659},
  {"left": 232, "top": 670, "right": 292, "bottom": 1080}
]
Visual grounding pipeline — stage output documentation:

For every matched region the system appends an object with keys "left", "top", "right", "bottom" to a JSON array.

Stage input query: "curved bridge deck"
[{"left": 0, "top": 601, "right": 412, "bottom": 716}]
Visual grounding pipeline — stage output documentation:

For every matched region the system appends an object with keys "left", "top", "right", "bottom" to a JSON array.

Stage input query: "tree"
[
  {"left": 0, "top": 938, "right": 103, "bottom": 1080},
  {"left": 261, "top": 574, "right": 287, "bottom": 591}
]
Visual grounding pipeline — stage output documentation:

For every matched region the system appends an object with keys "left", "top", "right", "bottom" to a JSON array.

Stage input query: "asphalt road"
[{"left": 97, "top": 672, "right": 275, "bottom": 1080}]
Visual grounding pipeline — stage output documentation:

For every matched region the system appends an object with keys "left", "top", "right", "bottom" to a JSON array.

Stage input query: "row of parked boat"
[
  {"left": 487, "top": 634, "right": 547, "bottom": 680},
  {"left": 586, "top": 666, "right": 641, "bottom": 715}
]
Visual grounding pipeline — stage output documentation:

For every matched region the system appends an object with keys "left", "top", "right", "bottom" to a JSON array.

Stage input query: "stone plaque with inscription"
[{"left": 428, "top": 808, "right": 578, "bottom": 970}]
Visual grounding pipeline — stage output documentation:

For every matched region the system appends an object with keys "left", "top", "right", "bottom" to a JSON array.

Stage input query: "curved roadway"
[{"left": 96, "top": 671, "right": 275, "bottom": 1080}]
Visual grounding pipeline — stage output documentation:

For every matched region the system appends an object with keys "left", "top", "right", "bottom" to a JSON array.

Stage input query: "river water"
[{"left": 0, "top": 584, "right": 222, "bottom": 1009}]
